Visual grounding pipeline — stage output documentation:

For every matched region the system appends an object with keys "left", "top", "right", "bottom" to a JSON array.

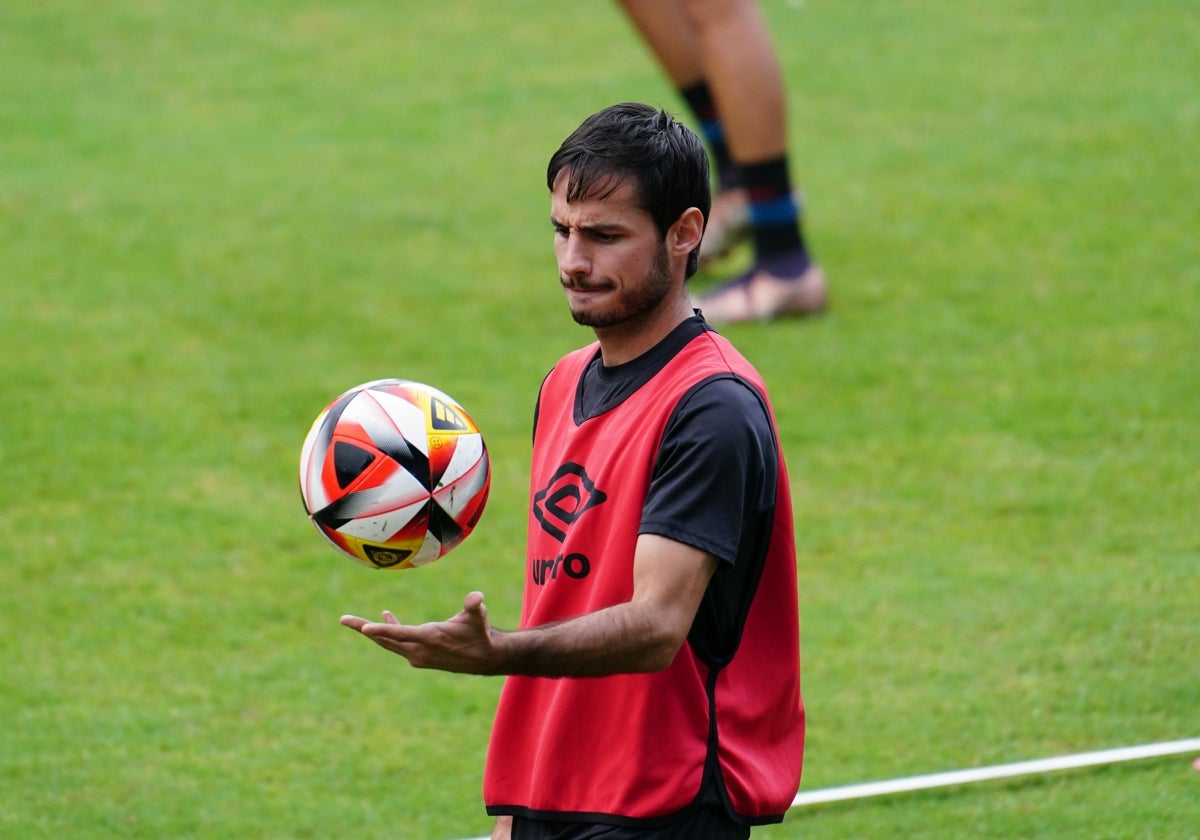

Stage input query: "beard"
[{"left": 567, "top": 242, "right": 673, "bottom": 329}]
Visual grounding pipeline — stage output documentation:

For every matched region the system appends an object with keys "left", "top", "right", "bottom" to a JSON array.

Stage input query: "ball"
[{"left": 298, "top": 379, "right": 491, "bottom": 569}]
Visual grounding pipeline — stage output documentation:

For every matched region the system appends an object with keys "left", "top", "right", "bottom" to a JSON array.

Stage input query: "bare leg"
[
  {"left": 619, "top": 0, "right": 785, "bottom": 160},
  {"left": 679, "top": 0, "right": 787, "bottom": 163},
  {"left": 616, "top": 0, "right": 704, "bottom": 88}
]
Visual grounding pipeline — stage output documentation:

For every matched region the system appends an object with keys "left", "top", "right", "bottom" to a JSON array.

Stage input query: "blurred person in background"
[{"left": 616, "top": 0, "right": 827, "bottom": 323}]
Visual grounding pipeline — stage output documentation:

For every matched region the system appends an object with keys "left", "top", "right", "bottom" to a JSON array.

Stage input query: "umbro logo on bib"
[{"left": 532, "top": 461, "right": 607, "bottom": 542}]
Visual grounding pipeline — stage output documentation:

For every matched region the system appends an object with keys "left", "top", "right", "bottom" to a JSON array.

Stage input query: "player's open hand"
[{"left": 340, "top": 591, "right": 500, "bottom": 675}]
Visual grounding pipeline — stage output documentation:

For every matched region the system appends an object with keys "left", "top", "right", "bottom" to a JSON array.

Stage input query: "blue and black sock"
[
  {"left": 680, "top": 81, "right": 742, "bottom": 191},
  {"left": 743, "top": 156, "right": 811, "bottom": 275}
]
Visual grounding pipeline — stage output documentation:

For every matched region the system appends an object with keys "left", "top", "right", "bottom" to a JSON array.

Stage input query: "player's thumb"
[{"left": 463, "top": 590, "right": 487, "bottom": 623}]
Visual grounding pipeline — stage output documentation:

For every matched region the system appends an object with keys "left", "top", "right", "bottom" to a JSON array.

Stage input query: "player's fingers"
[
  {"left": 372, "top": 637, "right": 411, "bottom": 657},
  {"left": 382, "top": 610, "right": 400, "bottom": 624},
  {"left": 461, "top": 591, "right": 488, "bottom": 628},
  {"left": 360, "top": 620, "right": 411, "bottom": 640},
  {"left": 463, "top": 590, "right": 485, "bottom": 613},
  {"left": 340, "top": 615, "right": 369, "bottom": 631}
]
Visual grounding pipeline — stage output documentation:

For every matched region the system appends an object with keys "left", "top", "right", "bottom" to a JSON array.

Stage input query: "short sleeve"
[{"left": 639, "top": 375, "right": 778, "bottom": 565}]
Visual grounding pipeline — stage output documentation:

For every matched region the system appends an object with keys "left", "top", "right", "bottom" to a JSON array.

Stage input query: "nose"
[{"left": 556, "top": 232, "right": 590, "bottom": 281}]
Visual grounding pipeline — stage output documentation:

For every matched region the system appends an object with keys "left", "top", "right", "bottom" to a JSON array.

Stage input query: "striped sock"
[
  {"left": 680, "top": 82, "right": 742, "bottom": 190},
  {"left": 742, "top": 156, "right": 810, "bottom": 273}
]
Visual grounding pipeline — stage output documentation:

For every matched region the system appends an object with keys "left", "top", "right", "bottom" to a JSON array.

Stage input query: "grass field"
[{"left": 2, "top": 1, "right": 1197, "bottom": 838}]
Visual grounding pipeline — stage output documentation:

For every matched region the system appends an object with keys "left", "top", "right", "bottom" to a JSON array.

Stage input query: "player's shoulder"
[{"left": 670, "top": 372, "right": 774, "bottom": 441}]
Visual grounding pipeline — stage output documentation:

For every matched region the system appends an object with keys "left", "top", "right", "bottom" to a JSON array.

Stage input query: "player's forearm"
[{"left": 491, "top": 601, "right": 684, "bottom": 677}]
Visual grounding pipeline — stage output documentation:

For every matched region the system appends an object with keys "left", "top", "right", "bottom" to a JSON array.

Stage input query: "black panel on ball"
[{"left": 333, "top": 441, "right": 376, "bottom": 489}]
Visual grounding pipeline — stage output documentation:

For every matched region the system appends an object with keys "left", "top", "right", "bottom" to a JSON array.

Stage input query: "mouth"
[{"left": 561, "top": 278, "right": 613, "bottom": 294}]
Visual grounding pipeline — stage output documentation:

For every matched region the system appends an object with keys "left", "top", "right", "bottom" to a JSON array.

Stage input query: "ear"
[{"left": 669, "top": 207, "right": 705, "bottom": 259}]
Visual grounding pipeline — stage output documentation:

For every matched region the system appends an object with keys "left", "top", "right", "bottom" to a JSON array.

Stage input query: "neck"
[{"left": 593, "top": 293, "right": 694, "bottom": 367}]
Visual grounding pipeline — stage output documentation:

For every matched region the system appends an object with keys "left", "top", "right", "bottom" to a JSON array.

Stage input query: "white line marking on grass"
[{"left": 792, "top": 738, "right": 1200, "bottom": 807}]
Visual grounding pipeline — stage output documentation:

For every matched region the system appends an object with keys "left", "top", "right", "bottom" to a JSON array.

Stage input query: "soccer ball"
[{"left": 298, "top": 379, "right": 491, "bottom": 569}]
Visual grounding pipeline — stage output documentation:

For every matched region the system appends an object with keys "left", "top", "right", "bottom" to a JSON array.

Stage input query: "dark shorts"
[{"left": 510, "top": 807, "right": 751, "bottom": 840}]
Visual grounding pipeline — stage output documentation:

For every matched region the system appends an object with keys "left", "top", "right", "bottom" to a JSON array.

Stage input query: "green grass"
[{"left": 1, "top": 1, "right": 1197, "bottom": 838}]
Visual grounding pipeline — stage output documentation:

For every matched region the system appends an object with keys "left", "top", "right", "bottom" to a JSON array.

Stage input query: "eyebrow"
[{"left": 549, "top": 215, "right": 628, "bottom": 235}]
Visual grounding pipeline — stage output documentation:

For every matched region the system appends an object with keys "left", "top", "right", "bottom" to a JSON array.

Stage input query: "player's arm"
[
  {"left": 498, "top": 534, "right": 718, "bottom": 675},
  {"left": 340, "top": 534, "right": 717, "bottom": 677}
]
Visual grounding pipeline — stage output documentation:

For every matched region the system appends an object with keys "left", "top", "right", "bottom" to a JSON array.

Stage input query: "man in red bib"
[{"left": 342, "top": 103, "right": 804, "bottom": 839}]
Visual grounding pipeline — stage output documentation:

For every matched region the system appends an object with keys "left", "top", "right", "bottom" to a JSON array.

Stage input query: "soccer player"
[
  {"left": 615, "top": 0, "right": 828, "bottom": 323},
  {"left": 341, "top": 102, "right": 804, "bottom": 839}
]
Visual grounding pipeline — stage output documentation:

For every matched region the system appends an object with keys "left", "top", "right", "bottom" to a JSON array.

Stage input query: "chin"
[{"left": 571, "top": 307, "right": 622, "bottom": 329}]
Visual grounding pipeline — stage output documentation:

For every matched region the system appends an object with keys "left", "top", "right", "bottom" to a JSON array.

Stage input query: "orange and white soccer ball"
[{"left": 298, "top": 379, "right": 491, "bottom": 569}]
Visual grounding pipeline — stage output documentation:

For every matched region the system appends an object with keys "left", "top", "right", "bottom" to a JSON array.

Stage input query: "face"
[{"left": 551, "top": 173, "right": 677, "bottom": 331}]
